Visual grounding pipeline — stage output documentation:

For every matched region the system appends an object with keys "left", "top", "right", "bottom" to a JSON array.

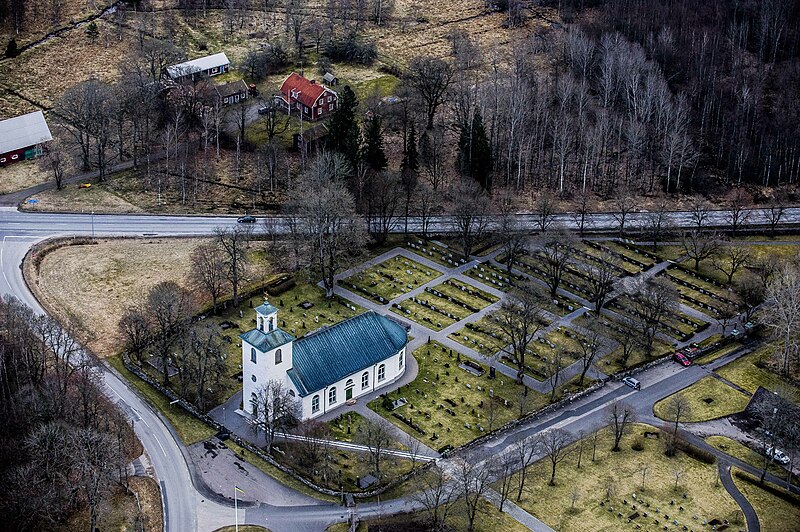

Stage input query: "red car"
[{"left": 673, "top": 352, "right": 692, "bottom": 366}]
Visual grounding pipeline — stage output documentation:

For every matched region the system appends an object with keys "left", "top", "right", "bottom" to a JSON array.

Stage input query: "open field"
[
  {"left": 653, "top": 376, "right": 750, "bottom": 422},
  {"left": 23, "top": 178, "right": 144, "bottom": 213},
  {"left": 370, "top": 341, "right": 546, "bottom": 449},
  {"left": 31, "top": 237, "right": 207, "bottom": 356},
  {"left": 508, "top": 424, "right": 742, "bottom": 532},
  {"left": 732, "top": 468, "right": 800, "bottom": 532},
  {"left": 715, "top": 345, "right": 800, "bottom": 401},
  {"left": 343, "top": 255, "right": 442, "bottom": 303}
]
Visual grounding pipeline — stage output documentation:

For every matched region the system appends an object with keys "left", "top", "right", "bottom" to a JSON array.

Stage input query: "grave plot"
[
  {"left": 342, "top": 255, "right": 442, "bottom": 304},
  {"left": 577, "top": 241, "right": 643, "bottom": 276},
  {"left": 404, "top": 238, "right": 470, "bottom": 268},
  {"left": 465, "top": 261, "right": 581, "bottom": 317},
  {"left": 585, "top": 240, "right": 659, "bottom": 274},
  {"left": 662, "top": 266, "right": 739, "bottom": 317},
  {"left": 449, "top": 313, "right": 552, "bottom": 357},
  {"left": 607, "top": 295, "right": 709, "bottom": 342},
  {"left": 498, "top": 250, "right": 597, "bottom": 302},
  {"left": 578, "top": 315, "right": 675, "bottom": 373},
  {"left": 368, "top": 341, "right": 546, "bottom": 449},
  {"left": 500, "top": 327, "right": 587, "bottom": 381},
  {"left": 390, "top": 279, "right": 497, "bottom": 331}
]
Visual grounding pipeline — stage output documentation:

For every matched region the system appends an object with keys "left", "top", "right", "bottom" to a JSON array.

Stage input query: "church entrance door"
[{"left": 345, "top": 386, "right": 353, "bottom": 400}]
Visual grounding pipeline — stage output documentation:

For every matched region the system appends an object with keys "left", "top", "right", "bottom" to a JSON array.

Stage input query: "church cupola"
[{"left": 255, "top": 301, "right": 279, "bottom": 333}]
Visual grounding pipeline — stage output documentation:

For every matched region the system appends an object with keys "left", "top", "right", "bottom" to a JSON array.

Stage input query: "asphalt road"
[{"left": 2, "top": 205, "right": 799, "bottom": 531}]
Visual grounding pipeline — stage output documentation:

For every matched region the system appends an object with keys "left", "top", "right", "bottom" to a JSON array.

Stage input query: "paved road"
[
  {"left": 718, "top": 463, "right": 760, "bottom": 532},
  {"left": 3, "top": 208, "right": 798, "bottom": 531}
]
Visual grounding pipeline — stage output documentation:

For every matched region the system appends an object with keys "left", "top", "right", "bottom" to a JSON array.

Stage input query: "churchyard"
[
  {"left": 660, "top": 266, "right": 741, "bottom": 317},
  {"left": 390, "top": 278, "right": 499, "bottom": 331},
  {"left": 404, "top": 239, "right": 472, "bottom": 268},
  {"left": 370, "top": 341, "right": 546, "bottom": 449},
  {"left": 606, "top": 294, "right": 708, "bottom": 343},
  {"left": 342, "top": 255, "right": 442, "bottom": 304},
  {"left": 504, "top": 424, "right": 744, "bottom": 532}
]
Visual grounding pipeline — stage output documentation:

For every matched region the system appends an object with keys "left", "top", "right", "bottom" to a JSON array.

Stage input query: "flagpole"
[{"left": 234, "top": 485, "right": 238, "bottom": 532}]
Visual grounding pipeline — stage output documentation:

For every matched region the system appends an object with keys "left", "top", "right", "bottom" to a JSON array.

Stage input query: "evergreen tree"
[
  {"left": 327, "top": 85, "right": 360, "bottom": 169},
  {"left": 361, "top": 114, "right": 387, "bottom": 172},
  {"left": 4, "top": 39, "right": 18, "bottom": 58},
  {"left": 85, "top": 21, "right": 100, "bottom": 43},
  {"left": 401, "top": 121, "right": 419, "bottom": 177},
  {"left": 458, "top": 108, "right": 492, "bottom": 190},
  {"left": 400, "top": 122, "right": 419, "bottom": 233}
]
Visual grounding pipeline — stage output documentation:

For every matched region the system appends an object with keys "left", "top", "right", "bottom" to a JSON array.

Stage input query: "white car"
[
  {"left": 622, "top": 377, "right": 641, "bottom": 390},
  {"left": 766, "top": 445, "right": 791, "bottom": 465}
]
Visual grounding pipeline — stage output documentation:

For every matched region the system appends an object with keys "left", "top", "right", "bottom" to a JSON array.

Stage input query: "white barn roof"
[
  {"left": 0, "top": 111, "right": 52, "bottom": 154},
  {"left": 166, "top": 53, "right": 230, "bottom": 79}
]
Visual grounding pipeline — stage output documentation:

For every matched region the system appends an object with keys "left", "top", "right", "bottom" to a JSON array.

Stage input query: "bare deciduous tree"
[
  {"left": 682, "top": 230, "right": 720, "bottom": 271},
  {"left": 354, "top": 418, "right": 392, "bottom": 476},
  {"left": 539, "top": 428, "right": 572, "bottom": 486},
  {"left": 406, "top": 56, "right": 454, "bottom": 129},
  {"left": 712, "top": 243, "right": 750, "bottom": 283},
  {"left": 607, "top": 401, "right": 635, "bottom": 452},
  {"left": 250, "top": 379, "right": 300, "bottom": 453},
  {"left": 458, "top": 457, "right": 491, "bottom": 532},
  {"left": 450, "top": 178, "right": 490, "bottom": 260},
  {"left": 191, "top": 244, "right": 227, "bottom": 314},
  {"left": 495, "top": 282, "right": 545, "bottom": 387},
  {"left": 412, "top": 465, "right": 457, "bottom": 531},
  {"left": 147, "top": 281, "right": 196, "bottom": 386},
  {"left": 538, "top": 228, "right": 576, "bottom": 298},
  {"left": 215, "top": 225, "right": 252, "bottom": 307}
]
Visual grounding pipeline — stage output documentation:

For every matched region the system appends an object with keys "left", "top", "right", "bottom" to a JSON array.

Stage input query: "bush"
[
  {"left": 323, "top": 35, "right": 378, "bottom": 66},
  {"left": 734, "top": 470, "right": 800, "bottom": 505},
  {"left": 631, "top": 436, "right": 645, "bottom": 451},
  {"left": 675, "top": 438, "right": 716, "bottom": 464}
]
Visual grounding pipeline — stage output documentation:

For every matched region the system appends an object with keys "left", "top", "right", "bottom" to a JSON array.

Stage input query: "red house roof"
[{"left": 280, "top": 72, "right": 329, "bottom": 108}]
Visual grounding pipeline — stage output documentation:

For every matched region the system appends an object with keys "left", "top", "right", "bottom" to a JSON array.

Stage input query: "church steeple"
[{"left": 254, "top": 300, "right": 279, "bottom": 333}]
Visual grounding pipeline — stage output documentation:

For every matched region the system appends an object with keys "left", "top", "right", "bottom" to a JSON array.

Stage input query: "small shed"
[
  {"left": 323, "top": 72, "right": 338, "bottom": 86},
  {"left": 0, "top": 111, "right": 52, "bottom": 166},
  {"left": 293, "top": 123, "right": 329, "bottom": 154}
]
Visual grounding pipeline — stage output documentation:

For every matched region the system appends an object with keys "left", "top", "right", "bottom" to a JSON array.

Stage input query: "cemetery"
[
  {"left": 369, "top": 341, "right": 546, "bottom": 448},
  {"left": 390, "top": 278, "right": 498, "bottom": 330},
  {"left": 404, "top": 239, "right": 470, "bottom": 268},
  {"left": 507, "top": 424, "right": 745, "bottom": 532},
  {"left": 342, "top": 255, "right": 442, "bottom": 303}
]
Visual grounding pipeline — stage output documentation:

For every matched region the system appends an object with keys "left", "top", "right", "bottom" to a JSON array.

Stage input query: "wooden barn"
[
  {"left": 278, "top": 72, "right": 338, "bottom": 122},
  {"left": 0, "top": 111, "right": 52, "bottom": 166}
]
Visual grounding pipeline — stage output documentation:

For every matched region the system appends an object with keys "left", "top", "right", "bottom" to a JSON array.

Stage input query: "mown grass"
[
  {"left": 714, "top": 345, "right": 800, "bottom": 401},
  {"left": 653, "top": 376, "right": 750, "bottom": 422},
  {"left": 693, "top": 341, "right": 742, "bottom": 365},
  {"left": 507, "top": 424, "right": 742, "bottom": 532},
  {"left": 705, "top": 436, "right": 789, "bottom": 478}
]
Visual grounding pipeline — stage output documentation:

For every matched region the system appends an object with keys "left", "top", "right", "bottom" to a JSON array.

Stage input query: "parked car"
[
  {"left": 673, "top": 352, "right": 693, "bottom": 366},
  {"left": 237, "top": 215, "right": 256, "bottom": 223},
  {"left": 622, "top": 377, "right": 641, "bottom": 390},
  {"left": 766, "top": 445, "right": 791, "bottom": 465}
]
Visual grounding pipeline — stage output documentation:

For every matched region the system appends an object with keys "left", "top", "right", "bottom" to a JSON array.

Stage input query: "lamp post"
[{"left": 91, "top": 210, "right": 95, "bottom": 239}]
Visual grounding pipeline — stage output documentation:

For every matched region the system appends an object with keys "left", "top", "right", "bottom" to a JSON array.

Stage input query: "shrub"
[
  {"left": 323, "top": 35, "right": 378, "bottom": 66},
  {"left": 675, "top": 438, "right": 716, "bottom": 464},
  {"left": 631, "top": 436, "right": 645, "bottom": 451},
  {"left": 734, "top": 470, "right": 800, "bottom": 505}
]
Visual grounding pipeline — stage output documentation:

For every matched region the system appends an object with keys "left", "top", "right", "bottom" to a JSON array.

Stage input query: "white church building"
[{"left": 240, "top": 302, "right": 408, "bottom": 421}]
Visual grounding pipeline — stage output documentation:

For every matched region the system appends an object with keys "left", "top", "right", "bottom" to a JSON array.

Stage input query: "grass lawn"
[
  {"left": 369, "top": 341, "right": 546, "bottom": 449},
  {"left": 732, "top": 468, "right": 800, "bottom": 532},
  {"left": 343, "top": 255, "right": 442, "bottom": 303},
  {"left": 637, "top": 244, "right": 686, "bottom": 262},
  {"left": 693, "top": 341, "right": 742, "bottom": 365},
  {"left": 705, "top": 436, "right": 790, "bottom": 479},
  {"left": 714, "top": 345, "right": 800, "bottom": 401},
  {"left": 106, "top": 355, "right": 216, "bottom": 446},
  {"left": 508, "top": 424, "right": 742, "bottom": 532},
  {"left": 0, "top": 159, "right": 52, "bottom": 194},
  {"left": 653, "top": 376, "right": 751, "bottom": 422}
]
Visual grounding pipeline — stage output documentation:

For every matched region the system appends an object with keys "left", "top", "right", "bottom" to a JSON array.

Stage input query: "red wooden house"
[{"left": 278, "top": 72, "right": 338, "bottom": 121}]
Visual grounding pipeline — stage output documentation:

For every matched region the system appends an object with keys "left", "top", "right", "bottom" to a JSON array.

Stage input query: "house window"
[
  {"left": 0, "top": 158, "right": 5, "bottom": 163},
  {"left": 329, "top": 104, "right": 334, "bottom": 111},
  {"left": 361, "top": 372, "right": 369, "bottom": 389},
  {"left": 250, "top": 348, "right": 257, "bottom": 364},
  {"left": 11, "top": 154, "right": 18, "bottom": 160},
  {"left": 251, "top": 375, "right": 257, "bottom": 382},
  {"left": 312, "top": 395, "right": 320, "bottom": 413},
  {"left": 378, "top": 364, "right": 386, "bottom": 382},
  {"left": 224, "top": 97, "right": 229, "bottom": 104},
  {"left": 328, "top": 387, "right": 337, "bottom": 405},
  {"left": 251, "top": 393, "right": 258, "bottom": 415},
  {"left": 318, "top": 108, "right": 322, "bottom": 116},
  {"left": 399, "top": 352, "right": 404, "bottom": 370},
  {"left": 275, "top": 348, "right": 282, "bottom": 365},
  {"left": 328, "top": 96, "right": 332, "bottom": 102}
]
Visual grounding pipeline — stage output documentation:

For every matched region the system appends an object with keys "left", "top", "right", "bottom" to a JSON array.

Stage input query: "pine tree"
[
  {"left": 401, "top": 122, "right": 419, "bottom": 177},
  {"left": 400, "top": 122, "right": 419, "bottom": 233},
  {"left": 361, "top": 114, "right": 387, "bottom": 172},
  {"left": 85, "top": 21, "right": 100, "bottom": 43},
  {"left": 458, "top": 108, "right": 492, "bottom": 190},
  {"left": 327, "top": 85, "right": 360, "bottom": 169}
]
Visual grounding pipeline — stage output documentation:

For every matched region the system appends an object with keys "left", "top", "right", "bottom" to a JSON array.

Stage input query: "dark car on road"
[
  {"left": 673, "top": 352, "right": 692, "bottom": 366},
  {"left": 237, "top": 215, "right": 256, "bottom": 223}
]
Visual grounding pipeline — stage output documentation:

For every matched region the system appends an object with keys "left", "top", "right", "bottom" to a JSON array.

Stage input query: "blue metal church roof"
[
  {"left": 288, "top": 311, "right": 407, "bottom": 396},
  {"left": 240, "top": 328, "right": 294, "bottom": 353}
]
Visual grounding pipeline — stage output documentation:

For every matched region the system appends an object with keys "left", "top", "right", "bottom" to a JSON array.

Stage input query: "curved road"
[
  {"left": 3, "top": 205, "right": 800, "bottom": 531},
  {"left": 718, "top": 463, "right": 760, "bottom": 532}
]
